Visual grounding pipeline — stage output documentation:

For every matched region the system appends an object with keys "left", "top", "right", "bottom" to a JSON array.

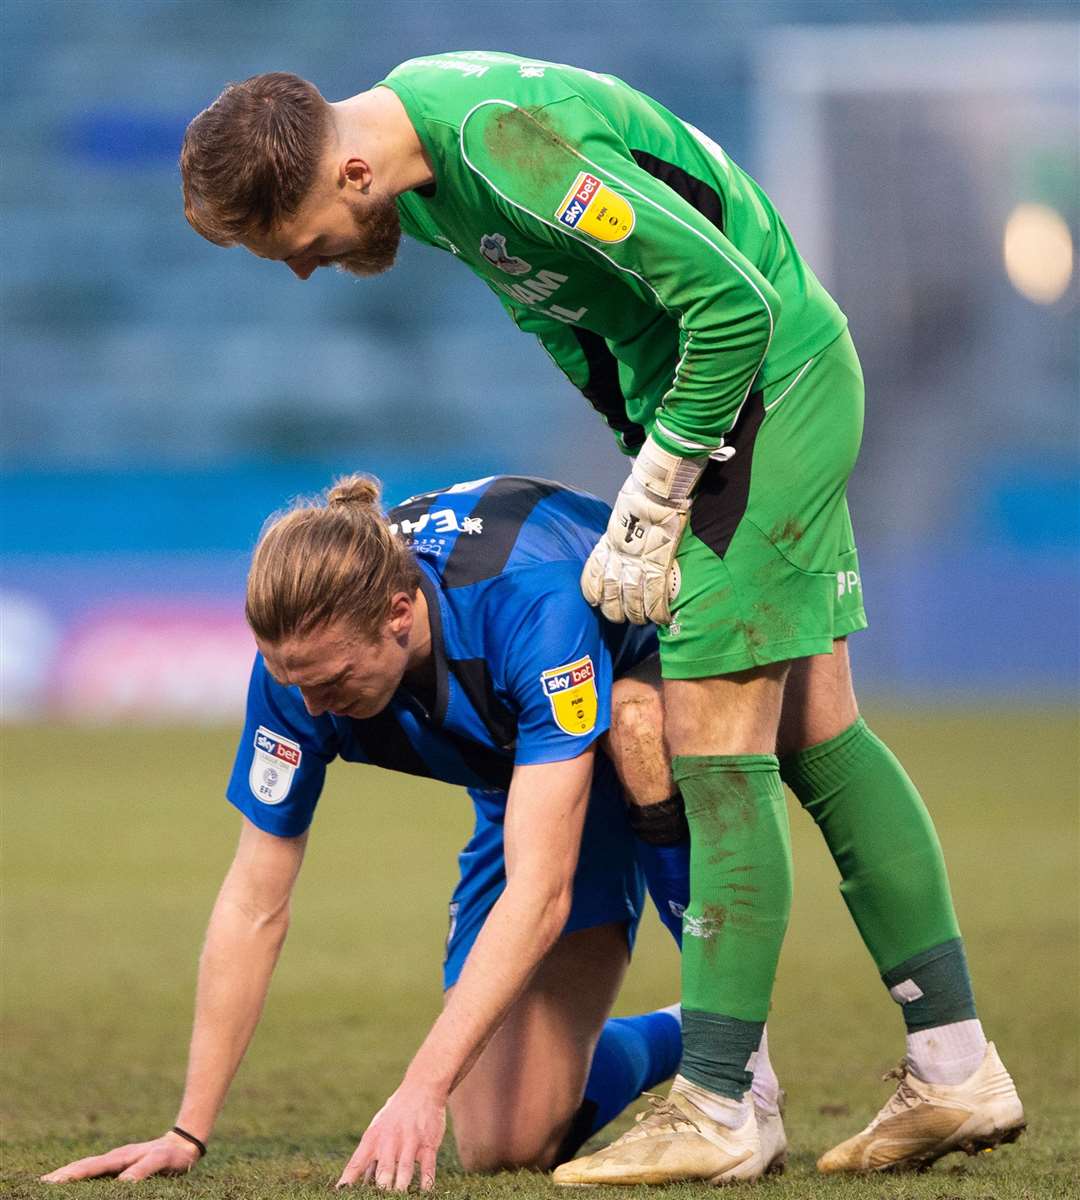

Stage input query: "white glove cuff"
[{"left": 632, "top": 433, "right": 708, "bottom": 503}]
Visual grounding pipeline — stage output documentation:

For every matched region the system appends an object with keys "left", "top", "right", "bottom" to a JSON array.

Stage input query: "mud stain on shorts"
[
  {"left": 750, "top": 600, "right": 799, "bottom": 644},
  {"left": 769, "top": 515, "right": 806, "bottom": 546}
]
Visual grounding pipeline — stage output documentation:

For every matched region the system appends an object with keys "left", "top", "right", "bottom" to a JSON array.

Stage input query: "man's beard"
[{"left": 331, "top": 195, "right": 402, "bottom": 277}]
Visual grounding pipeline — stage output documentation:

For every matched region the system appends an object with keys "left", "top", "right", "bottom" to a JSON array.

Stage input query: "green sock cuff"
[
  {"left": 882, "top": 937, "right": 978, "bottom": 1031},
  {"left": 882, "top": 936, "right": 967, "bottom": 985},
  {"left": 680, "top": 1009, "right": 764, "bottom": 1100},
  {"left": 778, "top": 716, "right": 868, "bottom": 793},
  {"left": 678, "top": 757, "right": 784, "bottom": 831},
  {"left": 673, "top": 753, "right": 780, "bottom": 786}
]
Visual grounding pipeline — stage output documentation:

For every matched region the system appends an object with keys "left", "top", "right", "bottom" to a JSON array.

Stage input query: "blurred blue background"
[{"left": 2, "top": 0, "right": 1077, "bottom": 720}]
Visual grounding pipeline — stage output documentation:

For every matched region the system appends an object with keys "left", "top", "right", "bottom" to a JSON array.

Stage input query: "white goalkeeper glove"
[{"left": 582, "top": 433, "right": 726, "bottom": 625}]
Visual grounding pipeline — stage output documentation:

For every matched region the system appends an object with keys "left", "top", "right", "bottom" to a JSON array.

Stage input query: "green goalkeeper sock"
[
  {"left": 881, "top": 938, "right": 977, "bottom": 1030},
  {"left": 779, "top": 718, "right": 976, "bottom": 1028},
  {"left": 675, "top": 754, "right": 792, "bottom": 1099}
]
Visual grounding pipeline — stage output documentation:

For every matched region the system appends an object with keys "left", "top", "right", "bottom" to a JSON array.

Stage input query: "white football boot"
[
  {"left": 817, "top": 1042, "right": 1025, "bottom": 1173},
  {"left": 755, "top": 1091, "right": 788, "bottom": 1175},
  {"left": 552, "top": 1088, "right": 780, "bottom": 1186}
]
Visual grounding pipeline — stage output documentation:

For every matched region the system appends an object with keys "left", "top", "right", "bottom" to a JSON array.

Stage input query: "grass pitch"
[{"left": 3, "top": 710, "right": 1078, "bottom": 1198}]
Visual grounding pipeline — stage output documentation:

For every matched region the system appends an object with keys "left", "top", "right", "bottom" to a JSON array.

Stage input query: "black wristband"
[{"left": 171, "top": 1125, "right": 208, "bottom": 1158}]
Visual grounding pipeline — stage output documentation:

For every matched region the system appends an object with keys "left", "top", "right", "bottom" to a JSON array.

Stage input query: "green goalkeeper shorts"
[{"left": 658, "top": 328, "right": 868, "bottom": 679}]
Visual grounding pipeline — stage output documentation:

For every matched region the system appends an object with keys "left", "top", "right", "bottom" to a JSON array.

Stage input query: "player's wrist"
[
  {"left": 632, "top": 434, "right": 708, "bottom": 505},
  {"left": 166, "top": 1126, "right": 207, "bottom": 1158},
  {"left": 400, "top": 1065, "right": 452, "bottom": 1103}
]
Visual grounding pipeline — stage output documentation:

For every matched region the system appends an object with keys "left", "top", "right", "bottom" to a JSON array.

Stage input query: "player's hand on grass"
[
  {"left": 40, "top": 1131, "right": 202, "bottom": 1183},
  {"left": 336, "top": 1081, "right": 445, "bottom": 1192}
]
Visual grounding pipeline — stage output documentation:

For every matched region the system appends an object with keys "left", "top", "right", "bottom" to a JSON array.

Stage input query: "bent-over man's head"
[
  {"left": 247, "top": 474, "right": 426, "bottom": 719},
  {"left": 181, "top": 73, "right": 405, "bottom": 278}
]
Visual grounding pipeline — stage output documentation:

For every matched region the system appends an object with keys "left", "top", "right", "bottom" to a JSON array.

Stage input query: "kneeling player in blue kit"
[{"left": 43, "top": 472, "right": 786, "bottom": 1191}]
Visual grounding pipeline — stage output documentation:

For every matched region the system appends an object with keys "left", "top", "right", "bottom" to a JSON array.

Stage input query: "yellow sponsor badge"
[
  {"left": 539, "top": 655, "right": 599, "bottom": 736},
  {"left": 554, "top": 171, "right": 635, "bottom": 243}
]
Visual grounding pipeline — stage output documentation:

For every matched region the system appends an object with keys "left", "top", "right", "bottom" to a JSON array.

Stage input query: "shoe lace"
[
  {"left": 620, "top": 1092, "right": 702, "bottom": 1143},
  {"left": 874, "top": 1059, "right": 922, "bottom": 1119}
]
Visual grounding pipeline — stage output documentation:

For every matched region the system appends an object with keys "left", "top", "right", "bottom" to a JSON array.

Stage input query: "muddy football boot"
[
  {"left": 553, "top": 1090, "right": 770, "bottom": 1186},
  {"left": 755, "top": 1092, "right": 788, "bottom": 1175},
  {"left": 817, "top": 1042, "right": 1025, "bottom": 1173}
]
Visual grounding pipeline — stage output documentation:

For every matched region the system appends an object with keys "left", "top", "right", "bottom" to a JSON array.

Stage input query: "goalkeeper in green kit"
[{"left": 181, "top": 52, "right": 1024, "bottom": 1184}]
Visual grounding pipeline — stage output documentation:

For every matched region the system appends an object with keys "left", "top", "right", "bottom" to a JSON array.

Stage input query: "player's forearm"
[
  {"left": 402, "top": 877, "right": 572, "bottom": 1097},
  {"left": 173, "top": 888, "right": 291, "bottom": 1141},
  {"left": 650, "top": 295, "right": 776, "bottom": 454}
]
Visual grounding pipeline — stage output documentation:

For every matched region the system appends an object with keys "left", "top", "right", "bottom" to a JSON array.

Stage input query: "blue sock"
[
  {"left": 579, "top": 1009, "right": 683, "bottom": 1140},
  {"left": 635, "top": 840, "right": 689, "bottom": 947}
]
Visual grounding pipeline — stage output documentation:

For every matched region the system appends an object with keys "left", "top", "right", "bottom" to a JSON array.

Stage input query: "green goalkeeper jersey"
[{"left": 379, "top": 51, "right": 847, "bottom": 457}]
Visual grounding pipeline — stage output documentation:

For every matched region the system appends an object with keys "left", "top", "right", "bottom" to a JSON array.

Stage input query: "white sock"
[
  {"left": 748, "top": 1026, "right": 781, "bottom": 1115},
  {"left": 671, "top": 1073, "right": 751, "bottom": 1130},
  {"left": 906, "top": 1019, "right": 988, "bottom": 1085},
  {"left": 658, "top": 1002, "right": 682, "bottom": 1025}
]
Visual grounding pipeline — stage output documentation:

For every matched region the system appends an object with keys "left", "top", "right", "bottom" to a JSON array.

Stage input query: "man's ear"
[
  {"left": 341, "top": 157, "right": 373, "bottom": 194},
  {"left": 387, "top": 591, "right": 413, "bottom": 637}
]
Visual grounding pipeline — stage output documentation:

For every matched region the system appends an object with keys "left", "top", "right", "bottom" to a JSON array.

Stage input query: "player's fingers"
[
  {"left": 643, "top": 567, "right": 672, "bottom": 625},
  {"left": 599, "top": 555, "right": 627, "bottom": 623},
  {"left": 418, "top": 1145, "right": 438, "bottom": 1191},
  {"left": 334, "top": 1160, "right": 368, "bottom": 1189},
  {"left": 392, "top": 1142, "right": 418, "bottom": 1192},
  {"left": 335, "top": 1139, "right": 374, "bottom": 1188},
  {"left": 41, "top": 1161, "right": 91, "bottom": 1184},
  {"left": 372, "top": 1137, "right": 406, "bottom": 1193},
  {"left": 622, "top": 561, "right": 647, "bottom": 624},
  {"left": 581, "top": 543, "right": 607, "bottom": 607},
  {"left": 116, "top": 1151, "right": 172, "bottom": 1182},
  {"left": 41, "top": 1166, "right": 82, "bottom": 1184},
  {"left": 41, "top": 1147, "right": 136, "bottom": 1182}
]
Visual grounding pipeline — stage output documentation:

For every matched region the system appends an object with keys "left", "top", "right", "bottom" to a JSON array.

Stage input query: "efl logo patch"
[
  {"left": 539, "top": 655, "right": 598, "bottom": 737},
  {"left": 249, "top": 725, "right": 301, "bottom": 806},
  {"left": 555, "top": 172, "right": 634, "bottom": 243}
]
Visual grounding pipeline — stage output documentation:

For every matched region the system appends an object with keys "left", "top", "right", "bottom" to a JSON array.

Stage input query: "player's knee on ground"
[{"left": 454, "top": 1121, "right": 568, "bottom": 1173}]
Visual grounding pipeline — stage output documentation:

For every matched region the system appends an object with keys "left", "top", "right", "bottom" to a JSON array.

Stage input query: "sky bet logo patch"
[
  {"left": 539, "top": 655, "right": 598, "bottom": 736},
  {"left": 555, "top": 172, "right": 634, "bottom": 243},
  {"left": 249, "top": 726, "right": 301, "bottom": 805},
  {"left": 254, "top": 728, "right": 301, "bottom": 767}
]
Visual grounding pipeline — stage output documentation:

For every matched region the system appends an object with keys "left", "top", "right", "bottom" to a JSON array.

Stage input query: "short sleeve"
[
  {"left": 225, "top": 656, "right": 339, "bottom": 838},
  {"left": 499, "top": 562, "right": 615, "bottom": 766}
]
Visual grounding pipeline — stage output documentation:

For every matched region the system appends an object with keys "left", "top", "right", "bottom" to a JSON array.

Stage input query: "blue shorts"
[{"left": 443, "top": 754, "right": 645, "bottom": 989}]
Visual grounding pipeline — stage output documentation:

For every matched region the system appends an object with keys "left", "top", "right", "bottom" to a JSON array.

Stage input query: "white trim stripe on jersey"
[
  {"left": 763, "top": 356, "right": 814, "bottom": 413},
  {"left": 652, "top": 419, "right": 718, "bottom": 453}
]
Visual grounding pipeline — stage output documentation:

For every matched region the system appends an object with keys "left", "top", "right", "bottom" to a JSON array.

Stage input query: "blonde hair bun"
[
  {"left": 246, "top": 470, "right": 421, "bottom": 645},
  {"left": 327, "top": 474, "right": 382, "bottom": 508}
]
